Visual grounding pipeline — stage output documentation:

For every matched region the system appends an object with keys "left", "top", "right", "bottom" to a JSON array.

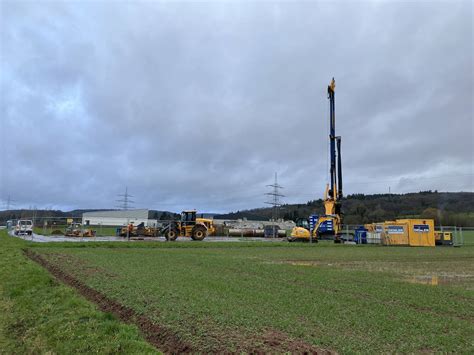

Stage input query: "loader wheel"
[
  {"left": 191, "top": 226, "right": 207, "bottom": 241},
  {"left": 165, "top": 229, "right": 178, "bottom": 241}
]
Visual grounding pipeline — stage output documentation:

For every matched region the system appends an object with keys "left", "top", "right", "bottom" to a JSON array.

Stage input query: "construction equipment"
[
  {"left": 289, "top": 78, "right": 347, "bottom": 243},
  {"left": 434, "top": 230, "right": 453, "bottom": 246},
  {"left": 289, "top": 218, "right": 313, "bottom": 241},
  {"left": 135, "top": 222, "right": 158, "bottom": 237},
  {"left": 118, "top": 222, "right": 158, "bottom": 238},
  {"left": 160, "top": 210, "right": 215, "bottom": 241},
  {"left": 64, "top": 223, "right": 96, "bottom": 237}
]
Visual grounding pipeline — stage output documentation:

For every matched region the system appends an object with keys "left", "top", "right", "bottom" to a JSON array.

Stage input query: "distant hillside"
[
  {"left": 216, "top": 191, "right": 474, "bottom": 227},
  {"left": 2, "top": 192, "right": 473, "bottom": 227}
]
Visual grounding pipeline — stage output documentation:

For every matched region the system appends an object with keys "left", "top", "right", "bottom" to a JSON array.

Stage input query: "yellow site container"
[
  {"left": 396, "top": 219, "right": 435, "bottom": 247},
  {"left": 382, "top": 221, "right": 409, "bottom": 245}
]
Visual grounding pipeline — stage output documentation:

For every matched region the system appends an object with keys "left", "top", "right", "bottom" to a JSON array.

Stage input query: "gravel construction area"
[{"left": 8, "top": 231, "right": 286, "bottom": 243}]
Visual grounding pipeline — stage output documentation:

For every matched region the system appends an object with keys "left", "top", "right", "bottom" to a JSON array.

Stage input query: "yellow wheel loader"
[{"left": 161, "top": 210, "right": 215, "bottom": 241}]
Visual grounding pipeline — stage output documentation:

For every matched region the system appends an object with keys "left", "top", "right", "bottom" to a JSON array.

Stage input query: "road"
[{"left": 8, "top": 231, "right": 287, "bottom": 243}]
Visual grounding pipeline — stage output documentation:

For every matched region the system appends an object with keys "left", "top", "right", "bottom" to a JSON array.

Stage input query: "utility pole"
[
  {"left": 265, "top": 172, "right": 284, "bottom": 237},
  {"left": 116, "top": 186, "right": 135, "bottom": 210}
]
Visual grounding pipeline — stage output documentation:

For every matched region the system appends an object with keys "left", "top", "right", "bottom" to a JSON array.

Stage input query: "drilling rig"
[{"left": 289, "top": 78, "right": 346, "bottom": 243}]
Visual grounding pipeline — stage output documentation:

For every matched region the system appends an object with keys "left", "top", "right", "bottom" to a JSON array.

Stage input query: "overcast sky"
[{"left": 1, "top": 0, "right": 473, "bottom": 213}]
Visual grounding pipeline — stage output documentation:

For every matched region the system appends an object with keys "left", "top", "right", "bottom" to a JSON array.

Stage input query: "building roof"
[{"left": 82, "top": 209, "right": 149, "bottom": 219}]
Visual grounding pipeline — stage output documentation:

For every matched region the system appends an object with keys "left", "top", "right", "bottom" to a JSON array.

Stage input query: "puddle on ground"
[
  {"left": 264, "top": 260, "right": 474, "bottom": 288},
  {"left": 288, "top": 261, "right": 315, "bottom": 266},
  {"left": 262, "top": 260, "right": 321, "bottom": 267},
  {"left": 406, "top": 274, "right": 474, "bottom": 286},
  {"left": 407, "top": 275, "right": 440, "bottom": 286}
]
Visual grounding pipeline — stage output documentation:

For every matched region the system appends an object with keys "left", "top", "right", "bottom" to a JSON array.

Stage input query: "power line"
[
  {"left": 116, "top": 186, "right": 135, "bottom": 210},
  {"left": 265, "top": 172, "right": 284, "bottom": 222},
  {"left": 147, "top": 172, "right": 474, "bottom": 206},
  {"left": 4, "top": 195, "right": 15, "bottom": 210}
]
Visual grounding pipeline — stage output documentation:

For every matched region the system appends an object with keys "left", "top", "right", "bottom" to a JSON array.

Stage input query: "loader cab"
[{"left": 181, "top": 210, "right": 197, "bottom": 226}]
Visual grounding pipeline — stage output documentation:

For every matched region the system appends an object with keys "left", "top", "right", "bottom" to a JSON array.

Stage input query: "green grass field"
[
  {"left": 0, "top": 230, "right": 155, "bottom": 353},
  {"left": 2, "top": 229, "right": 474, "bottom": 353},
  {"left": 461, "top": 229, "right": 474, "bottom": 245}
]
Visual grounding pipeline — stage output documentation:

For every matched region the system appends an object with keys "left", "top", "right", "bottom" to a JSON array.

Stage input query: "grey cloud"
[{"left": 1, "top": 0, "right": 472, "bottom": 213}]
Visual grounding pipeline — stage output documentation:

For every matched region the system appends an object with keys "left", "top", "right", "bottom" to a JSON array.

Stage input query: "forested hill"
[
  {"left": 216, "top": 191, "right": 474, "bottom": 227},
  {"left": 1, "top": 192, "right": 473, "bottom": 226}
]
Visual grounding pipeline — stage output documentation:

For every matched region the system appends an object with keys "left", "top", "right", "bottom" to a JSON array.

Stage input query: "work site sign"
[
  {"left": 414, "top": 225, "right": 430, "bottom": 233},
  {"left": 387, "top": 226, "right": 404, "bottom": 234}
]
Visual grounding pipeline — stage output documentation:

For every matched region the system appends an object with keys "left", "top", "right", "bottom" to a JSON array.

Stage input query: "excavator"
[{"left": 288, "top": 78, "right": 346, "bottom": 243}]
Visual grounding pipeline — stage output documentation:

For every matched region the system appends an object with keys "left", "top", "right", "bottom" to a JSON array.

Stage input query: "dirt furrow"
[{"left": 24, "top": 249, "right": 191, "bottom": 353}]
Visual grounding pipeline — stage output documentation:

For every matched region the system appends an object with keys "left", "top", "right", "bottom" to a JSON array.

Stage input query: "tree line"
[
  {"left": 1, "top": 191, "right": 473, "bottom": 227},
  {"left": 216, "top": 191, "right": 474, "bottom": 227}
]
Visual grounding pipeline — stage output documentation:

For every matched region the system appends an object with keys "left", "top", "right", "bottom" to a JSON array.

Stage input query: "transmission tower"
[
  {"left": 265, "top": 172, "right": 284, "bottom": 222},
  {"left": 116, "top": 187, "right": 135, "bottom": 210},
  {"left": 4, "top": 195, "right": 15, "bottom": 211}
]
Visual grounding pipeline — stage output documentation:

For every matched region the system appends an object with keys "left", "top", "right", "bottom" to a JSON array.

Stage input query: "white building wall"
[
  {"left": 81, "top": 209, "right": 157, "bottom": 227},
  {"left": 82, "top": 216, "right": 149, "bottom": 226}
]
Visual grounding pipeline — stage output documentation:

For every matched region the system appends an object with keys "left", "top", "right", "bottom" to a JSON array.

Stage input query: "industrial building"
[{"left": 82, "top": 209, "right": 157, "bottom": 227}]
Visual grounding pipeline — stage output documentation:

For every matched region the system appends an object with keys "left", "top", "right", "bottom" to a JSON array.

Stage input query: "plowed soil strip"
[{"left": 24, "top": 249, "right": 191, "bottom": 353}]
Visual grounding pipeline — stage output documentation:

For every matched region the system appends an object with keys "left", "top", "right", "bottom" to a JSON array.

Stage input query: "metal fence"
[
  {"left": 457, "top": 226, "right": 474, "bottom": 245},
  {"left": 340, "top": 224, "right": 469, "bottom": 246}
]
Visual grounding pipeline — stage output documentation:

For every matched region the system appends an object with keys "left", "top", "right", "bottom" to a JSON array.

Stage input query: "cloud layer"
[{"left": 1, "top": 0, "right": 473, "bottom": 212}]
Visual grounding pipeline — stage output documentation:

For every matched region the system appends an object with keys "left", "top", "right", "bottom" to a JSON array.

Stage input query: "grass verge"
[{"left": 0, "top": 229, "right": 157, "bottom": 353}]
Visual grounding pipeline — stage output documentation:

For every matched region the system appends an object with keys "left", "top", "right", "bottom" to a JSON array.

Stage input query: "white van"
[{"left": 15, "top": 220, "right": 33, "bottom": 235}]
